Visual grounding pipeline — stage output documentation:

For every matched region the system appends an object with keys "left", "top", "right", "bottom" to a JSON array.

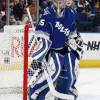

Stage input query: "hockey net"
[{"left": 0, "top": 24, "right": 35, "bottom": 100}]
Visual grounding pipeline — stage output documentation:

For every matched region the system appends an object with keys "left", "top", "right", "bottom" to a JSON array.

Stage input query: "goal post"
[{"left": 23, "top": 24, "right": 29, "bottom": 100}]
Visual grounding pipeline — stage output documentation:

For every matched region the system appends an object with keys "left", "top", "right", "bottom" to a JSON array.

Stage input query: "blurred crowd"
[
  {"left": 0, "top": 0, "right": 100, "bottom": 32},
  {"left": 76, "top": 0, "right": 100, "bottom": 32}
]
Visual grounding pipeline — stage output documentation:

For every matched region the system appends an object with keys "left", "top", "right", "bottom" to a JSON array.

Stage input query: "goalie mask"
[{"left": 53, "top": 0, "right": 66, "bottom": 17}]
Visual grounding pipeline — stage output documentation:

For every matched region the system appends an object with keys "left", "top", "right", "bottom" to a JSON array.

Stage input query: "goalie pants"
[{"left": 29, "top": 51, "right": 79, "bottom": 100}]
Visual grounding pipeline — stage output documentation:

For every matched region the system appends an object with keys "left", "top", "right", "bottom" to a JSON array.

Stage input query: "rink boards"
[
  {"left": 80, "top": 33, "right": 100, "bottom": 68},
  {"left": 0, "top": 25, "right": 100, "bottom": 69},
  {"left": 80, "top": 60, "right": 100, "bottom": 68}
]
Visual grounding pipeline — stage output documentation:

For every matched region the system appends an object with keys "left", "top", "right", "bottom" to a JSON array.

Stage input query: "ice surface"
[{"left": 0, "top": 69, "right": 100, "bottom": 100}]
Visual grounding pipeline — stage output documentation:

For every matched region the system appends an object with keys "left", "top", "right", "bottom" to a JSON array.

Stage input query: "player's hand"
[{"left": 65, "top": 38, "right": 77, "bottom": 51}]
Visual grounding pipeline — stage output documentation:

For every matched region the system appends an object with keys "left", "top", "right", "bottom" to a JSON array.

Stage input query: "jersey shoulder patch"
[{"left": 43, "top": 8, "right": 51, "bottom": 16}]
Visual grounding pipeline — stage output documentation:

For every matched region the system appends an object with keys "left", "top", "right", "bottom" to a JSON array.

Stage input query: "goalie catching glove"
[{"left": 28, "top": 31, "right": 52, "bottom": 88}]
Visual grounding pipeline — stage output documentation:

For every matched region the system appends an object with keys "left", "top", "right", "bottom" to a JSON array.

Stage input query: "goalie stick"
[
  {"left": 26, "top": 8, "right": 35, "bottom": 31},
  {"left": 26, "top": 7, "right": 74, "bottom": 100}
]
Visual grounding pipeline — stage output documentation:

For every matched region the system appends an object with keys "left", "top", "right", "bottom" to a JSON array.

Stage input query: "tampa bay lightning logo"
[
  {"left": 43, "top": 8, "right": 50, "bottom": 15},
  {"left": 55, "top": 21, "right": 70, "bottom": 36}
]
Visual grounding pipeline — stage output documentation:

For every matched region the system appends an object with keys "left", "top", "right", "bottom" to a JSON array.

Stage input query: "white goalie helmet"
[{"left": 53, "top": 0, "right": 66, "bottom": 17}]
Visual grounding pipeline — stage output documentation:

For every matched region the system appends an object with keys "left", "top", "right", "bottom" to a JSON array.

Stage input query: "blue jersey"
[
  {"left": 30, "top": 6, "right": 81, "bottom": 100},
  {"left": 36, "top": 6, "right": 77, "bottom": 49}
]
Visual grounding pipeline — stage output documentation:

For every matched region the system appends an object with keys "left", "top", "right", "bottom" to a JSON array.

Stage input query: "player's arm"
[
  {"left": 66, "top": 10, "right": 84, "bottom": 59},
  {"left": 31, "top": 32, "right": 51, "bottom": 60},
  {"left": 30, "top": 10, "right": 52, "bottom": 61}
]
